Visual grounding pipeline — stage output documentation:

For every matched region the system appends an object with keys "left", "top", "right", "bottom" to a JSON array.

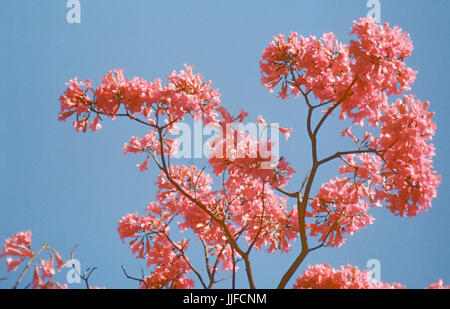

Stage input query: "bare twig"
[
  {"left": 121, "top": 265, "right": 148, "bottom": 289},
  {"left": 70, "top": 244, "right": 97, "bottom": 289}
]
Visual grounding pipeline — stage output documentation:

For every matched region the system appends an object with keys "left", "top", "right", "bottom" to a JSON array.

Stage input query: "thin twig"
[
  {"left": 161, "top": 231, "right": 208, "bottom": 289},
  {"left": 121, "top": 265, "right": 148, "bottom": 289},
  {"left": 275, "top": 187, "right": 299, "bottom": 198},
  {"left": 12, "top": 243, "right": 48, "bottom": 289},
  {"left": 70, "top": 244, "right": 97, "bottom": 289}
]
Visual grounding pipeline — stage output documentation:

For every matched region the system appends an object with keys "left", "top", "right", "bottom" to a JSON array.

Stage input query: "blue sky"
[{"left": 0, "top": 0, "right": 449, "bottom": 289}]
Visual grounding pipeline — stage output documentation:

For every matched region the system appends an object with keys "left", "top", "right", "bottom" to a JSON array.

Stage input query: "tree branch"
[
  {"left": 161, "top": 231, "right": 208, "bottom": 289},
  {"left": 156, "top": 126, "right": 256, "bottom": 289},
  {"left": 275, "top": 187, "right": 299, "bottom": 198},
  {"left": 12, "top": 243, "right": 48, "bottom": 289},
  {"left": 121, "top": 265, "right": 148, "bottom": 289},
  {"left": 313, "top": 77, "right": 358, "bottom": 137},
  {"left": 318, "top": 149, "right": 379, "bottom": 166}
]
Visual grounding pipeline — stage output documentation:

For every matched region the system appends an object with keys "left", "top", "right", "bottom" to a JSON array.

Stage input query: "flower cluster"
[
  {"left": 0, "top": 231, "right": 67, "bottom": 289},
  {"left": 427, "top": 279, "right": 450, "bottom": 289},
  {"left": 293, "top": 264, "right": 404, "bottom": 289},
  {"left": 0, "top": 231, "right": 33, "bottom": 267},
  {"left": 260, "top": 31, "right": 352, "bottom": 102},
  {"left": 221, "top": 173, "right": 298, "bottom": 253},
  {"left": 294, "top": 264, "right": 448, "bottom": 289},
  {"left": 208, "top": 120, "right": 295, "bottom": 188},
  {"left": 260, "top": 16, "right": 417, "bottom": 126},
  {"left": 117, "top": 208, "right": 195, "bottom": 288},
  {"left": 260, "top": 17, "right": 440, "bottom": 248},
  {"left": 307, "top": 95, "right": 440, "bottom": 245},
  {"left": 343, "top": 17, "right": 417, "bottom": 125},
  {"left": 59, "top": 64, "right": 221, "bottom": 134},
  {"left": 307, "top": 177, "right": 375, "bottom": 247},
  {"left": 371, "top": 95, "right": 440, "bottom": 216}
]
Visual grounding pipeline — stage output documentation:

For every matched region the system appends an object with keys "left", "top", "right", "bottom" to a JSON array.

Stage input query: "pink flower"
[
  {"left": 52, "top": 249, "right": 65, "bottom": 271},
  {"left": 256, "top": 115, "right": 266, "bottom": 125},
  {"left": 137, "top": 157, "right": 150, "bottom": 172},
  {"left": 0, "top": 231, "right": 33, "bottom": 258},
  {"left": 5, "top": 257, "right": 23, "bottom": 272},
  {"left": 32, "top": 265, "right": 41, "bottom": 288},
  {"left": 294, "top": 264, "right": 405, "bottom": 289},
  {"left": 89, "top": 115, "right": 102, "bottom": 132},
  {"left": 236, "top": 109, "right": 248, "bottom": 123},
  {"left": 40, "top": 257, "right": 56, "bottom": 280},
  {"left": 58, "top": 78, "right": 91, "bottom": 122},
  {"left": 427, "top": 279, "right": 449, "bottom": 289},
  {"left": 307, "top": 177, "right": 374, "bottom": 247},
  {"left": 371, "top": 96, "right": 440, "bottom": 216},
  {"left": 1, "top": 231, "right": 70, "bottom": 289},
  {"left": 117, "top": 213, "right": 142, "bottom": 242},
  {"left": 340, "top": 127, "right": 358, "bottom": 143},
  {"left": 279, "top": 127, "right": 293, "bottom": 141}
]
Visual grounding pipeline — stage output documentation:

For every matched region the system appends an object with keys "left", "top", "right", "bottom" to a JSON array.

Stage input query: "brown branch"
[
  {"left": 161, "top": 231, "right": 207, "bottom": 289},
  {"left": 277, "top": 76, "right": 360, "bottom": 289},
  {"left": 313, "top": 76, "right": 358, "bottom": 137},
  {"left": 209, "top": 243, "right": 228, "bottom": 288},
  {"left": 121, "top": 265, "right": 148, "bottom": 288},
  {"left": 318, "top": 149, "right": 380, "bottom": 166},
  {"left": 200, "top": 239, "right": 213, "bottom": 285},
  {"left": 246, "top": 182, "right": 267, "bottom": 255},
  {"left": 231, "top": 247, "right": 237, "bottom": 289},
  {"left": 275, "top": 187, "right": 299, "bottom": 198},
  {"left": 155, "top": 126, "right": 256, "bottom": 289},
  {"left": 309, "top": 210, "right": 345, "bottom": 252},
  {"left": 277, "top": 190, "right": 310, "bottom": 289},
  {"left": 70, "top": 244, "right": 97, "bottom": 289},
  {"left": 12, "top": 243, "right": 48, "bottom": 289}
]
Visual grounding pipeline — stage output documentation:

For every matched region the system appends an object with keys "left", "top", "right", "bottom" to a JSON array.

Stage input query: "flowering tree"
[{"left": 1, "top": 17, "right": 446, "bottom": 289}]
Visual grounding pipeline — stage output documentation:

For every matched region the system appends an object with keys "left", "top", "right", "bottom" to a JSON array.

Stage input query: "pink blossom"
[
  {"left": 256, "top": 115, "right": 266, "bottom": 125},
  {"left": 293, "top": 264, "right": 405, "bottom": 289},
  {"left": 371, "top": 95, "right": 440, "bottom": 216},
  {"left": 32, "top": 264, "right": 41, "bottom": 288},
  {"left": 40, "top": 257, "right": 56, "bottom": 280},
  {"left": 5, "top": 257, "right": 23, "bottom": 272},
  {"left": 236, "top": 109, "right": 248, "bottom": 123},
  {"left": 89, "top": 115, "right": 102, "bottom": 132},
  {"left": 340, "top": 127, "right": 358, "bottom": 143},
  {"left": 0, "top": 230, "right": 33, "bottom": 258},
  {"left": 279, "top": 126, "right": 293, "bottom": 141},
  {"left": 117, "top": 213, "right": 142, "bottom": 242},
  {"left": 52, "top": 249, "right": 65, "bottom": 271},
  {"left": 427, "top": 279, "right": 449, "bottom": 289},
  {"left": 137, "top": 157, "right": 150, "bottom": 172},
  {"left": 307, "top": 177, "right": 374, "bottom": 247}
]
